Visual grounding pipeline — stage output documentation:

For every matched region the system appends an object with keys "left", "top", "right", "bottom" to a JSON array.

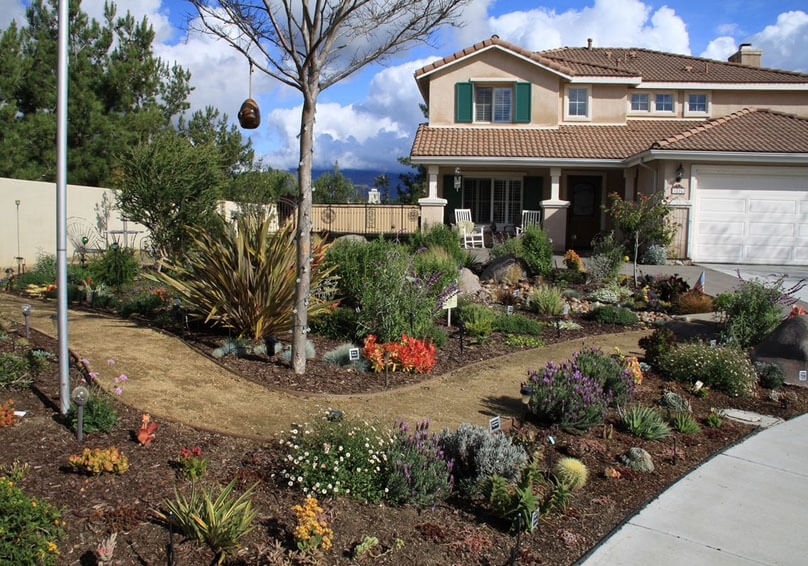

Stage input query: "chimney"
[
  {"left": 728, "top": 43, "right": 762, "bottom": 67},
  {"left": 587, "top": 38, "right": 593, "bottom": 49}
]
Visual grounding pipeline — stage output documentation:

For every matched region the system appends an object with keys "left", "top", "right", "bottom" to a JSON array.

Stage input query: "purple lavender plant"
[{"left": 527, "top": 358, "right": 610, "bottom": 430}]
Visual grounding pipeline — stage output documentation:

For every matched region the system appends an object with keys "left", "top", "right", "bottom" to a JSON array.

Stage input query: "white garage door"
[{"left": 693, "top": 165, "right": 808, "bottom": 265}]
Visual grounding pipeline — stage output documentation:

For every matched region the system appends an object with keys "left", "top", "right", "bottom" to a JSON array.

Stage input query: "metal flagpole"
[{"left": 56, "top": 0, "right": 70, "bottom": 414}]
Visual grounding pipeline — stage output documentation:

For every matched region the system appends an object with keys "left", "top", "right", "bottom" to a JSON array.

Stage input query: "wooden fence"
[
  {"left": 669, "top": 205, "right": 690, "bottom": 259},
  {"left": 311, "top": 204, "right": 420, "bottom": 234}
]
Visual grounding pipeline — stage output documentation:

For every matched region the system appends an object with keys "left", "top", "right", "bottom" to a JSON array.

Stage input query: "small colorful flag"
[{"left": 694, "top": 271, "right": 705, "bottom": 293}]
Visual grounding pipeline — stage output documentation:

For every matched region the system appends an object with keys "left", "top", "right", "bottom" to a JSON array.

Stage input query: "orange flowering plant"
[
  {"left": 362, "top": 334, "right": 436, "bottom": 374},
  {"left": 292, "top": 497, "right": 333, "bottom": 552}
]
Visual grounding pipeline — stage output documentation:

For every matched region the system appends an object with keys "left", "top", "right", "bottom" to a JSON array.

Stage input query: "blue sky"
[{"left": 4, "top": 0, "right": 808, "bottom": 173}]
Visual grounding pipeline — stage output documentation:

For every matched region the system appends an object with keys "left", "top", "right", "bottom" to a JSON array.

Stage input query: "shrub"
[
  {"left": 324, "top": 237, "right": 397, "bottom": 303},
  {"left": 292, "top": 497, "right": 333, "bottom": 552},
  {"left": 619, "top": 404, "right": 671, "bottom": 440},
  {"left": 457, "top": 302, "right": 496, "bottom": 339},
  {"left": 493, "top": 313, "right": 545, "bottom": 336},
  {"left": 563, "top": 250, "right": 584, "bottom": 271},
  {"left": 754, "top": 361, "right": 785, "bottom": 390},
  {"left": 529, "top": 284, "right": 564, "bottom": 315},
  {"left": 362, "top": 334, "right": 436, "bottom": 374},
  {"left": 588, "top": 305, "right": 638, "bottom": 325},
  {"left": 279, "top": 340, "right": 316, "bottom": 363},
  {"left": 553, "top": 269, "right": 587, "bottom": 285},
  {"left": 409, "top": 224, "right": 464, "bottom": 264},
  {"left": 670, "top": 412, "right": 701, "bottom": 434},
  {"left": 587, "top": 283, "right": 632, "bottom": 305},
  {"left": 587, "top": 232, "right": 623, "bottom": 284},
  {"left": 0, "top": 475, "right": 66, "bottom": 565},
  {"left": 674, "top": 290, "right": 714, "bottom": 314},
  {"left": 149, "top": 216, "right": 335, "bottom": 341},
  {"left": 385, "top": 420, "right": 453, "bottom": 506},
  {"left": 89, "top": 246, "right": 138, "bottom": 288},
  {"left": 489, "top": 237, "right": 523, "bottom": 262},
  {"left": 639, "top": 274, "right": 690, "bottom": 304},
  {"left": 638, "top": 327, "right": 677, "bottom": 371},
  {"left": 438, "top": 423, "right": 527, "bottom": 493},
  {"left": 553, "top": 457, "right": 588, "bottom": 490},
  {"left": 280, "top": 418, "right": 393, "bottom": 502},
  {"left": 0, "top": 352, "right": 32, "bottom": 390},
  {"left": 412, "top": 245, "right": 460, "bottom": 297},
  {"left": 505, "top": 335, "right": 545, "bottom": 348},
  {"left": 211, "top": 337, "right": 249, "bottom": 359},
  {"left": 68, "top": 447, "right": 129, "bottom": 475},
  {"left": 704, "top": 413, "right": 723, "bottom": 428},
  {"left": 641, "top": 244, "right": 667, "bottom": 265},
  {"left": 0, "top": 400, "right": 17, "bottom": 427},
  {"left": 160, "top": 480, "right": 257, "bottom": 564},
  {"left": 309, "top": 306, "right": 359, "bottom": 340},
  {"left": 422, "top": 325, "right": 448, "bottom": 348},
  {"left": 526, "top": 360, "right": 610, "bottom": 431},
  {"left": 67, "top": 390, "right": 119, "bottom": 434},
  {"left": 715, "top": 278, "right": 788, "bottom": 348},
  {"left": 521, "top": 226, "right": 553, "bottom": 276},
  {"left": 178, "top": 447, "right": 208, "bottom": 481},
  {"left": 322, "top": 343, "right": 369, "bottom": 371},
  {"left": 661, "top": 343, "right": 757, "bottom": 397},
  {"left": 118, "top": 290, "right": 165, "bottom": 319},
  {"left": 573, "top": 348, "right": 634, "bottom": 407}
]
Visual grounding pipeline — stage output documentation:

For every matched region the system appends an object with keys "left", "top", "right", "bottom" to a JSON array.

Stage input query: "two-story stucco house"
[{"left": 409, "top": 36, "right": 808, "bottom": 264}]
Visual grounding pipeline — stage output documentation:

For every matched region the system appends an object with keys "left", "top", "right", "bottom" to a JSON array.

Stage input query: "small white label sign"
[
  {"left": 348, "top": 348, "right": 360, "bottom": 361},
  {"left": 442, "top": 289, "right": 458, "bottom": 310},
  {"left": 531, "top": 509, "right": 540, "bottom": 531},
  {"left": 489, "top": 416, "right": 501, "bottom": 433},
  {"left": 506, "top": 305, "right": 514, "bottom": 315},
  {"left": 800, "top": 370, "right": 807, "bottom": 382}
]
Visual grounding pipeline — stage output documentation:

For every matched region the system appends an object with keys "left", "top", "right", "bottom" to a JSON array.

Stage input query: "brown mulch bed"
[{"left": 3, "top": 325, "right": 808, "bottom": 565}]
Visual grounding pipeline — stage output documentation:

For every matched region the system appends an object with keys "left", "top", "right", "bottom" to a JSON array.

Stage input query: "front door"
[{"left": 567, "top": 175, "right": 601, "bottom": 249}]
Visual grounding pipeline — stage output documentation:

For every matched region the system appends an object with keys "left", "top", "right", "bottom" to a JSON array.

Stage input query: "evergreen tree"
[{"left": 312, "top": 162, "right": 360, "bottom": 204}]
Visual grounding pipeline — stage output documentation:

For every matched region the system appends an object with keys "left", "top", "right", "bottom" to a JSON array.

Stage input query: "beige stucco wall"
[
  {"left": 426, "top": 48, "right": 560, "bottom": 126},
  {"left": 590, "top": 85, "right": 628, "bottom": 123},
  {"left": 1, "top": 178, "right": 148, "bottom": 274},
  {"left": 711, "top": 90, "right": 808, "bottom": 118}
]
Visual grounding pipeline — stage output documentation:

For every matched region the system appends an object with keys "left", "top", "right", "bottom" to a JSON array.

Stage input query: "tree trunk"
[
  {"left": 292, "top": 90, "right": 318, "bottom": 374},
  {"left": 633, "top": 230, "right": 639, "bottom": 287}
]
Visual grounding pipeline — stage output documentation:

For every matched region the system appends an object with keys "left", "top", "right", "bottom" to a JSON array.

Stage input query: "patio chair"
[
  {"left": 515, "top": 209, "right": 542, "bottom": 235},
  {"left": 454, "top": 208, "right": 485, "bottom": 248}
]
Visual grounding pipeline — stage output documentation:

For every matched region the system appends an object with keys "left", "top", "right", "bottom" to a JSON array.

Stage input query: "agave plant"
[{"left": 148, "top": 213, "right": 335, "bottom": 340}]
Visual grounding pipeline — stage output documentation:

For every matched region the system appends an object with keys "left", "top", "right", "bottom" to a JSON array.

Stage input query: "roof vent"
[
  {"left": 728, "top": 43, "right": 762, "bottom": 67},
  {"left": 491, "top": 34, "right": 499, "bottom": 40},
  {"left": 684, "top": 65, "right": 693, "bottom": 72},
  {"left": 587, "top": 38, "right": 593, "bottom": 49}
]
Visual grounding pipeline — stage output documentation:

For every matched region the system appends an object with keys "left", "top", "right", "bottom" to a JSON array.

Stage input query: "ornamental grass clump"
[
  {"left": 385, "top": 420, "right": 453, "bottom": 506},
  {"left": 526, "top": 360, "right": 611, "bottom": 431},
  {"left": 281, "top": 418, "right": 393, "bottom": 502},
  {"left": 660, "top": 343, "right": 757, "bottom": 397},
  {"left": 529, "top": 284, "right": 565, "bottom": 315}
]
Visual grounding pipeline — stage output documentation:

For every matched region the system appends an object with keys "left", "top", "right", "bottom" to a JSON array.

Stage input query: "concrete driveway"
[{"left": 700, "top": 264, "right": 808, "bottom": 304}]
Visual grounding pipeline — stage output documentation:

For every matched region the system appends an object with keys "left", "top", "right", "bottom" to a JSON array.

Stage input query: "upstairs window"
[
  {"left": 655, "top": 93, "right": 674, "bottom": 112},
  {"left": 455, "top": 81, "right": 531, "bottom": 123},
  {"left": 475, "top": 86, "right": 512, "bottom": 122},
  {"left": 475, "top": 87, "right": 492, "bottom": 121},
  {"left": 686, "top": 93, "right": 709, "bottom": 115},
  {"left": 630, "top": 93, "right": 649, "bottom": 111},
  {"left": 568, "top": 87, "right": 589, "bottom": 117}
]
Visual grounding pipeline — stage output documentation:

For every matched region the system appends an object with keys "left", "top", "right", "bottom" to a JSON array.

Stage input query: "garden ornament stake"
[
  {"left": 70, "top": 385, "right": 89, "bottom": 443},
  {"left": 21, "top": 303, "right": 31, "bottom": 338},
  {"left": 167, "top": 510, "right": 175, "bottom": 566},
  {"left": 238, "top": 61, "right": 260, "bottom": 129}
]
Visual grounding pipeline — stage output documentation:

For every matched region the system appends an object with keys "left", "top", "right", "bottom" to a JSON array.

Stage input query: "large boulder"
[
  {"left": 752, "top": 316, "right": 808, "bottom": 387},
  {"left": 334, "top": 234, "right": 367, "bottom": 244},
  {"left": 458, "top": 267, "right": 481, "bottom": 295},
  {"left": 480, "top": 254, "right": 527, "bottom": 283}
]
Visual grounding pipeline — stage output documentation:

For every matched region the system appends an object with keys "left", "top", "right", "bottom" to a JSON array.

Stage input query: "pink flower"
[
  {"left": 80, "top": 358, "right": 90, "bottom": 366},
  {"left": 118, "top": 374, "right": 128, "bottom": 382},
  {"left": 89, "top": 371, "right": 100, "bottom": 379},
  {"left": 107, "top": 359, "right": 115, "bottom": 365},
  {"left": 113, "top": 387, "right": 123, "bottom": 395}
]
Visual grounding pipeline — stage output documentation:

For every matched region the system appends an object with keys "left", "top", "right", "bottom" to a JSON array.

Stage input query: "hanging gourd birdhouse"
[{"left": 238, "top": 61, "right": 260, "bottom": 129}]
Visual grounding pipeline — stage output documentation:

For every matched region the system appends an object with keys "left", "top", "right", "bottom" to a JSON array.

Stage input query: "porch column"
[
  {"left": 623, "top": 168, "right": 635, "bottom": 200},
  {"left": 418, "top": 165, "right": 447, "bottom": 231},
  {"left": 541, "top": 167, "right": 570, "bottom": 253}
]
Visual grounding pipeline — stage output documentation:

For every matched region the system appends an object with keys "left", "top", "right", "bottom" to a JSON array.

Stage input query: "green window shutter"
[
  {"left": 455, "top": 82, "right": 473, "bottom": 123},
  {"left": 514, "top": 82, "right": 531, "bottom": 123},
  {"left": 443, "top": 175, "right": 463, "bottom": 224},
  {"left": 523, "top": 176, "right": 544, "bottom": 210}
]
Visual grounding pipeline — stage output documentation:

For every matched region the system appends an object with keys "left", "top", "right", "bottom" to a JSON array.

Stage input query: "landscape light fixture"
[
  {"left": 453, "top": 167, "right": 462, "bottom": 191},
  {"left": 21, "top": 303, "right": 31, "bottom": 338},
  {"left": 675, "top": 164, "right": 685, "bottom": 182},
  {"left": 520, "top": 385, "right": 534, "bottom": 405},
  {"left": 70, "top": 385, "right": 90, "bottom": 442}
]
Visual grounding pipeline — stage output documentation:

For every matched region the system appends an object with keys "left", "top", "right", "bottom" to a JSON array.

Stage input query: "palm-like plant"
[{"left": 149, "top": 213, "right": 335, "bottom": 340}]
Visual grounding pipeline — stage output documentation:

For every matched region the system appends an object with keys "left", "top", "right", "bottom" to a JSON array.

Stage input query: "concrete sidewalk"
[{"left": 579, "top": 413, "right": 808, "bottom": 566}]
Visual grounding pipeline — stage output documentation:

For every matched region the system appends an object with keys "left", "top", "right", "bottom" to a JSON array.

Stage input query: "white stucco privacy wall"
[{"left": 0, "top": 177, "right": 147, "bottom": 274}]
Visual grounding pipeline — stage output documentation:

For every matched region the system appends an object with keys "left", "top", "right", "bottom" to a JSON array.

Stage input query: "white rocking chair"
[
  {"left": 454, "top": 208, "right": 485, "bottom": 248},
  {"left": 515, "top": 209, "right": 542, "bottom": 235}
]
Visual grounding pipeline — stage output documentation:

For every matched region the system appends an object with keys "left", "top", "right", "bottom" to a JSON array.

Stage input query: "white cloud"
[
  {"left": 79, "top": 0, "right": 174, "bottom": 43},
  {"left": 459, "top": 0, "right": 690, "bottom": 54},
  {"left": 747, "top": 11, "right": 808, "bottom": 72},
  {"left": 700, "top": 37, "right": 737, "bottom": 61},
  {"left": 0, "top": 0, "right": 26, "bottom": 30}
]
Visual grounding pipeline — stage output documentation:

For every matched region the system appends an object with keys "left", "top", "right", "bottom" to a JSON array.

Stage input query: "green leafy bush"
[
  {"left": 493, "top": 313, "right": 545, "bottom": 335},
  {"left": 705, "top": 413, "right": 723, "bottom": 428},
  {"left": 422, "top": 324, "right": 448, "bottom": 348},
  {"left": 521, "top": 226, "right": 553, "bottom": 276},
  {"left": 670, "top": 411, "right": 701, "bottom": 434},
  {"left": 438, "top": 423, "right": 527, "bottom": 494},
  {"left": 457, "top": 302, "right": 496, "bottom": 339},
  {"left": 412, "top": 245, "right": 459, "bottom": 297},
  {"left": 661, "top": 343, "right": 757, "bottom": 397},
  {"left": 324, "top": 237, "right": 397, "bottom": 305},
  {"left": 67, "top": 390, "right": 119, "bottom": 434},
  {"left": 529, "top": 284, "right": 564, "bottom": 315},
  {"left": 755, "top": 361, "right": 785, "bottom": 390},
  {"left": 638, "top": 327, "right": 677, "bottom": 372},
  {"left": 573, "top": 348, "right": 634, "bottom": 407},
  {"left": 619, "top": 404, "right": 671, "bottom": 440},
  {"left": 587, "top": 283, "right": 632, "bottom": 304},
  {"left": 13, "top": 253, "right": 57, "bottom": 289},
  {"left": 489, "top": 237, "right": 523, "bottom": 262},
  {"left": 160, "top": 480, "right": 257, "bottom": 565},
  {"left": 0, "top": 352, "right": 32, "bottom": 390},
  {"left": 505, "top": 335, "right": 545, "bottom": 348},
  {"left": 385, "top": 420, "right": 453, "bottom": 506},
  {"left": 641, "top": 244, "right": 668, "bottom": 265},
  {"left": 118, "top": 290, "right": 165, "bottom": 319},
  {"left": 89, "top": 246, "right": 138, "bottom": 288},
  {"left": 309, "top": 307, "right": 359, "bottom": 340},
  {"left": 0, "top": 475, "right": 66, "bottom": 565},
  {"left": 409, "top": 224, "right": 464, "bottom": 264},
  {"left": 587, "top": 232, "right": 624, "bottom": 284},
  {"left": 714, "top": 278, "right": 788, "bottom": 348},
  {"left": 280, "top": 418, "right": 392, "bottom": 502},
  {"left": 588, "top": 305, "right": 638, "bottom": 325}
]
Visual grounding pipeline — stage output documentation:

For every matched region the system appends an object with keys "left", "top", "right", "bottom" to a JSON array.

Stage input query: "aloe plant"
[{"left": 148, "top": 213, "right": 335, "bottom": 340}]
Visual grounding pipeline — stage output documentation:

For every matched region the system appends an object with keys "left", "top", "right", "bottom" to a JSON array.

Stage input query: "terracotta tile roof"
[
  {"left": 540, "top": 47, "right": 808, "bottom": 83},
  {"left": 413, "top": 35, "right": 637, "bottom": 79},
  {"left": 411, "top": 120, "right": 700, "bottom": 160},
  {"left": 653, "top": 108, "right": 808, "bottom": 152},
  {"left": 410, "top": 110, "right": 808, "bottom": 160}
]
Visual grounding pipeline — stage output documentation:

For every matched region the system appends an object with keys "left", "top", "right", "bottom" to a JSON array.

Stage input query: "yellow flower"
[{"left": 46, "top": 541, "right": 59, "bottom": 554}]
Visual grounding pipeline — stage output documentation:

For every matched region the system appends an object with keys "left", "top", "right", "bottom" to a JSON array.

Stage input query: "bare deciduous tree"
[{"left": 188, "top": 0, "right": 470, "bottom": 373}]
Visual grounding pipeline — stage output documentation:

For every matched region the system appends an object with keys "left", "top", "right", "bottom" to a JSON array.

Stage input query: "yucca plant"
[
  {"left": 158, "top": 480, "right": 258, "bottom": 565},
  {"left": 148, "top": 213, "right": 335, "bottom": 340},
  {"left": 670, "top": 411, "right": 701, "bottom": 434},
  {"left": 619, "top": 404, "right": 671, "bottom": 440}
]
